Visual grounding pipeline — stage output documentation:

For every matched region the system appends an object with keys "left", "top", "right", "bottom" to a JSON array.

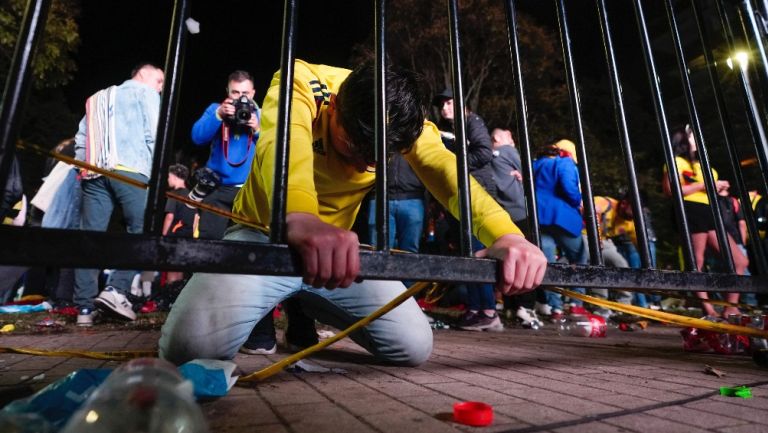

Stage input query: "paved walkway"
[{"left": 1, "top": 324, "right": 767, "bottom": 432}]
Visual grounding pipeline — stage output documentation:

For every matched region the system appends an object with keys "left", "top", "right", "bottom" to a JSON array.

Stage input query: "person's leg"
[
  {"left": 107, "top": 171, "right": 149, "bottom": 294},
  {"left": 74, "top": 178, "right": 114, "bottom": 310},
  {"left": 367, "top": 199, "right": 397, "bottom": 248},
  {"left": 394, "top": 199, "right": 425, "bottom": 253},
  {"left": 602, "top": 240, "right": 632, "bottom": 304},
  {"left": 160, "top": 227, "right": 302, "bottom": 364},
  {"left": 555, "top": 227, "right": 587, "bottom": 305},
  {"left": 295, "top": 279, "right": 433, "bottom": 366},
  {"left": 691, "top": 232, "right": 717, "bottom": 317},
  {"left": 539, "top": 230, "right": 563, "bottom": 312},
  {"left": 198, "top": 186, "right": 239, "bottom": 240},
  {"left": 367, "top": 199, "right": 377, "bottom": 246}
]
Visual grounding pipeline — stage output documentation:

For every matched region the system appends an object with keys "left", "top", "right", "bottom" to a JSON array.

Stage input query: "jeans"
[
  {"left": 159, "top": 225, "right": 433, "bottom": 366},
  {"left": 74, "top": 171, "right": 148, "bottom": 309},
  {"left": 41, "top": 168, "right": 81, "bottom": 230},
  {"left": 367, "top": 198, "right": 424, "bottom": 252},
  {"left": 465, "top": 237, "right": 496, "bottom": 311},
  {"left": 540, "top": 225, "right": 586, "bottom": 310}
]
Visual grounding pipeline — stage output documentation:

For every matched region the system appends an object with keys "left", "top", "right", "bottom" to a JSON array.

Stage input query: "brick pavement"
[{"left": 1, "top": 324, "right": 766, "bottom": 432}]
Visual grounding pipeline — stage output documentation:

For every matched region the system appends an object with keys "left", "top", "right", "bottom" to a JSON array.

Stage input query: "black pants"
[{"left": 198, "top": 185, "right": 240, "bottom": 240}]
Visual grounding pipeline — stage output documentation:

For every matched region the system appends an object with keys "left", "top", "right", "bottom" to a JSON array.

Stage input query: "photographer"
[{"left": 191, "top": 70, "right": 261, "bottom": 240}]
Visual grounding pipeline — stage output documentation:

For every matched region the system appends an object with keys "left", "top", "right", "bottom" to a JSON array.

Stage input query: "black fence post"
[
  {"left": 556, "top": 0, "right": 602, "bottom": 266},
  {"left": 270, "top": 0, "right": 299, "bottom": 244},
  {"left": 595, "top": 0, "right": 652, "bottom": 268},
  {"left": 0, "top": 0, "right": 52, "bottom": 205},
  {"left": 631, "top": 0, "right": 696, "bottom": 271},
  {"left": 446, "top": 0, "right": 473, "bottom": 257},
  {"left": 374, "top": 0, "right": 390, "bottom": 251},
  {"left": 502, "top": 0, "right": 539, "bottom": 247},
  {"left": 143, "top": 0, "right": 191, "bottom": 234}
]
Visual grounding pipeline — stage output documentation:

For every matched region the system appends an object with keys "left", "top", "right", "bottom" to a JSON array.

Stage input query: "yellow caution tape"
[
  {"left": 0, "top": 347, "right": 157, "bottom": 361},
  {"left": 551, "top": 287, "right": 768, "bottom": 339},
  {"left": 640, "top": 289, "right": 759, "bottom": 311}
]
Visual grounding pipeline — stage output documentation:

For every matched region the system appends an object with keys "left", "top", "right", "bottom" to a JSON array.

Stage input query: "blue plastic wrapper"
[
  {"left": 178, "top": 359, "right": 237, "bottom": 399},
  {"left": 0, "top": 302, "right": 51, "bottom": 314},
  {"left": 0, "top": 369, "right": 111, "bottom": 429}
]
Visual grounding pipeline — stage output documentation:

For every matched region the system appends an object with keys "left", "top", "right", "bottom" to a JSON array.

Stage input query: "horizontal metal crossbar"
[{"left": 2, "top": 227, "right": 764, "bottom": 293}]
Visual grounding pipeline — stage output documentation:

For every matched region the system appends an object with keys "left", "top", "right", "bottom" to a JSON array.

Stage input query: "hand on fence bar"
[
  {"left": 475, "top": 233, "right": 547, "bottom": 295},
  {"left": 286, "top": 212, "right": 360, "bottom": 289}
]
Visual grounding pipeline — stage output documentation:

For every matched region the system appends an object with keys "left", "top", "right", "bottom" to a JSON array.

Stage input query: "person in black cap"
[{"left": 432, "top": 88, "right": 502, "bottom": 331}]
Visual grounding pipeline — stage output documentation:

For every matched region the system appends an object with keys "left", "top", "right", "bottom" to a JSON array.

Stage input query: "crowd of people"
[{"left": 2, "top": 59, "right": 767, "bottom": 368}]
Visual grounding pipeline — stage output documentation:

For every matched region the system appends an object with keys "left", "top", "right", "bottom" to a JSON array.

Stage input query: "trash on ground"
[
  {"left": 0, "top": 324, "right": 15, "bottom": 333},
  {"left": 719, "top": 385, "right": 752, "bottom": 399},
  {"left": 453, "top": 401, "right": 493, "bottom": 426},
  {"left": 287, "top": 360, "right": 347, "bottom": 374},
  {"left": 704, "top": 365, "right": 726, "bottom": 378},
  {"left": 178, "top": 359, "right": 238, "bottom": 398}
]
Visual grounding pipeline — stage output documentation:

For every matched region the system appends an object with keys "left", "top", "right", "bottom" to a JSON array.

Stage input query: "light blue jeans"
[
  {"left": 159, "top": 225, "right": 433, "bottom": 366},
  {"left": 74, "top": 171, "right": 148, "bottom": 309}
]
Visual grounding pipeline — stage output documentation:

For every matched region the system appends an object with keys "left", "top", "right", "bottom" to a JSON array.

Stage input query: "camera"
[
  {"left": 187, "top": 167, "right": 221, "bottom": 208},
  {"left": 230, "top": 95, "right": 257, "bottom": 126}
]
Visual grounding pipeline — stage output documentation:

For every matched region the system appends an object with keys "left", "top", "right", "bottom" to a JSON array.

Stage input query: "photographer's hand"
[
  {"left": 217, "top": 99, "right": 235, "bottom": 119},
  {"left": 246, "top": 113, "right": 260, "bottom": 132}
]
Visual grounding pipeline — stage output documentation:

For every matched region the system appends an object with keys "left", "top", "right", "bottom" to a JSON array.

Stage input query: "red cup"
[{"left": 453, "top": 401, "right": 493, "bottom": 426}]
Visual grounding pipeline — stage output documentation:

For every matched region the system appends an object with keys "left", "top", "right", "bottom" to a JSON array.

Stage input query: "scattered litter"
[
  {"left": 1, "top": 324, "right": 15, "bottom": 333},
  {"left": 719, "top": 385, "right": 752, "bottom": 399},
  {"left": 430, "top": 319, "right": 450, "bottom": 330},
  {"left": 0, "top": 302, "right": 52, "bottom": 314},
  {"left": 704, "top": 365, "right": 726, "bottom": 378},
  {"left": 178, "top": 359, "right": 237, "bottom": 398},
  {"left": 287, "top": 360, "right": 347, "bottom": 374},
  {"left": 317, "top": 330, "right": 336, "bottom": 339},
  {"left": 35, "top": 317, "right": 65, "bottom": 330},
  {"left": 20, "top": 376, "right": 28, "bottom": 381},
  {"left": 32, "top": 374, "right": 45, "bottom": 381}
]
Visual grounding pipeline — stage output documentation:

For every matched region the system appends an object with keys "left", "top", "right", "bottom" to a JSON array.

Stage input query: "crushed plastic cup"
[{"left": 453, "top": 401, "right": 493, "bottom": 426}]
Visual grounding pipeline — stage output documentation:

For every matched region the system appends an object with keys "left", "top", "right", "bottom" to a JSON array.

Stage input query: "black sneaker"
[
  {"left": 239, "top": 340, "right": 277, "bottom": 355},
  {"left": 456, "top": 310, "right": 504, "bottom": 332}
]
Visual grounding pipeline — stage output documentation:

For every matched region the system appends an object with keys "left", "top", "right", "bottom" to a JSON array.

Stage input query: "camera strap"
[{"left": 221, "top": 123, "right": 253, "bottom": 167}]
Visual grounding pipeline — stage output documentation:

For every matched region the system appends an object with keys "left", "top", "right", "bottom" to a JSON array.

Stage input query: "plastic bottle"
[
  {"left": 749, "top": 314, "right": 768, "bottom": 367},
  {"left": 60, "top": 358, "right": 209, "bottom": 433},
  {"left": 556, "top": 313, "right": 607, "bottom": 337}
]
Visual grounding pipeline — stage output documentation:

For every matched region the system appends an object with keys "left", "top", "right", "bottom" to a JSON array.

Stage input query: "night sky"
[{"left": 66, "top": 0, "right": 374, "bottom": 162}]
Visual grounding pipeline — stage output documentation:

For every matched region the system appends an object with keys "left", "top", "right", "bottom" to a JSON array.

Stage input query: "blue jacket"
[
  {"left": 191, "top": 103, "right": 260, "bottom": 186},
  {"left": 533, "top": 156, "right": 582, "bottom": 236}
]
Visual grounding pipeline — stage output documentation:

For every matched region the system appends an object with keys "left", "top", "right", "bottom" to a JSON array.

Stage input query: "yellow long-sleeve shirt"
[{"left": 233, "top": 60, "right": 520, "bottom": 247}]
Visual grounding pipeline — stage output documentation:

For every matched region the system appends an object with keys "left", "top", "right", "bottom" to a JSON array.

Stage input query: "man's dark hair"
[
  {"left": 335, "top": 61, "right": 427, "bottom": 162},
  {"left": 228, "top": 70, "right": 254, "bottom": 84},
  {"left": 131, "top": 62, "right": 162, "bottom": 78},
  {"left": 169, "top": 164, "right": 189, "bottom": 181}
]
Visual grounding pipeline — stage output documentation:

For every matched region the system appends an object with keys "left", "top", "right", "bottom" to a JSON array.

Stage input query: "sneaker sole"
[
  {"left": 239, "top": 346, "right": 277, "bottom": 355},
  {"left": 94, "top": 298, "right": 136, "bottom": 321}
]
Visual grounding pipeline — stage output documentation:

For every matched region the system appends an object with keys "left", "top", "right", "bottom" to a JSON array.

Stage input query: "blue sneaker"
[{"left": 77, "top": 307, "right": 97, "bottom": 327}]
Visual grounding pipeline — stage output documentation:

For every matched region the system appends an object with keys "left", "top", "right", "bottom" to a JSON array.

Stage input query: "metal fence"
[{"left": 1, "top": 0, "right": 767, "bottom": 294}]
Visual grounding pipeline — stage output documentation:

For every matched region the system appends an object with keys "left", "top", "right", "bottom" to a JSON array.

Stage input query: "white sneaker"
[
  {"left": 76, "top": 307, "right": 98, "bottom": 327},
  {"left": 534, "top": 302, "right": 552, "bottom": 316},
  {"left": 95, "top": 286, "right": 136, "bottom": 321},
  {"left": 516, "top": 306, "right": 544, "bottom": 329}
]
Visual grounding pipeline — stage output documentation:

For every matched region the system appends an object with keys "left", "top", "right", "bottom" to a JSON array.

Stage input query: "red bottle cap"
[{"left": 453, "top": 401, "right": 494, "bottom": 426}]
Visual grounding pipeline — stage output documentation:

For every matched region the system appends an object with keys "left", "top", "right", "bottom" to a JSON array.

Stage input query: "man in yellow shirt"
[{"left": 160, "top": 60, "right": 547, "bottom": 366}]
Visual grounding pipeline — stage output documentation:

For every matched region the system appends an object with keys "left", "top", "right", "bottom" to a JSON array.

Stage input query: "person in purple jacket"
[
  {"left": 191, "top": 70, "right": 261, "bottom": 240},
  {"left": 532, "top": 139, "right": 587, "bottom": 315}
]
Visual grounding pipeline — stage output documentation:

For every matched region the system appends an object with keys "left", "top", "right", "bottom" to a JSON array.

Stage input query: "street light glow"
[{"left": 727, "top": 51, "right": 749, "bottom": 70}]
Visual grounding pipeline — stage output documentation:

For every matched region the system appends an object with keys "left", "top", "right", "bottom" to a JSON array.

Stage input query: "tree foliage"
[
  {"left": 352, "top": 0, "right": 569, "bottom": 142},
  {"left": 0, "top": 0, "right": 80, "bottom": 89}
]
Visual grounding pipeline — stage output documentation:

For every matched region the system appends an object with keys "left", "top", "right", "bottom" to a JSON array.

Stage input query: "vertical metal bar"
[
  {"left": 503, "top": 0, "right": 539, "bottom": 247},
  {"left": 726, "top": 1, "right": 768, "bottom": 197},
  {"left": 631, "top": 0, "right": 696, "bottom": 271},
  {"left": 556, "top": 0, "right": 602, "bottom": 266},
  {"left": 270, "top": 0, "right": 298, "bottom": 244},
  {"left": 0, "top": 0, "right": 52, "bottom": 201},
  {"left": 446, "top": 0, "right": 472, "bottom": 257},
  {"left": 739, "top": 0, "right": 768, "bottom": 92},
  {"left": 144, "top": 0, "right": 190, "bottom": 234},
  {"left": 595, "top": 0, "right": 651, "bottom": 268},
  {"left": 665, "top": 0, "right": 735, "bottom": 273},
  {"left": 693, "top": 0, "right": 767, "bottom": 275},
  {"left": 374, "top": 0, "right": 389, "bottom": 251}
]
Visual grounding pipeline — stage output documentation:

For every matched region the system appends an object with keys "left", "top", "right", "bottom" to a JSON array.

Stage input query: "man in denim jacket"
[{"left": 73, "top": 63, "right": 164, "bottom": 326}]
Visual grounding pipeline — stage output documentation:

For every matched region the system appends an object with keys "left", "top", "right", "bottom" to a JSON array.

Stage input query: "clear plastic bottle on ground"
[
  {"left": 60, "top": 358, "right": 209, "bottom": 433},
  {"left": 556, "top": 313, "right": 607, "bottom": 337}
]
